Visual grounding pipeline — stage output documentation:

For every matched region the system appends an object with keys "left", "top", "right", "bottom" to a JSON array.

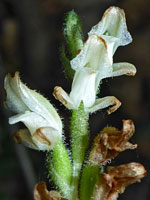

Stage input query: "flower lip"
[{"left": 33, "top": 128, "right": 51, "bottom": 146}]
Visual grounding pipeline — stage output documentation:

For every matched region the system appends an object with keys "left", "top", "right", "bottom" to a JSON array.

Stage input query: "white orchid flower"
[
  {"left": 4, "top": 72, "right": 62, "bottom": 151},
  {"left": 53, "top": 7, "right": 136, "bottom": 113}
]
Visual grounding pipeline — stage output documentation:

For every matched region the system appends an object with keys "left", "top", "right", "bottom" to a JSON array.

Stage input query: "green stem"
[
  {"left": 70, "top": 103, "right": 89, "bottom": 199},
  {"left": 47, "top": 140, "right": 72, "bottom": 199}
]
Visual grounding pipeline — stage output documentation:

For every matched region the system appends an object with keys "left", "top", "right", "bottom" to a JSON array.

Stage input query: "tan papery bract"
[
  {"left": 93, "top": 162, "right": 146, "bottom": 200},
  {"left": 34, "top": 182, "right": 68, "bottom": 200},
  {"left": 89, "top": 120, "right": 137, "bottom": 165}
]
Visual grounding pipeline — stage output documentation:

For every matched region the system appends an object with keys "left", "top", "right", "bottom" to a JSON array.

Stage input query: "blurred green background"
[{"left": 0, "top": 0, "right": 150, "bottom": 199}]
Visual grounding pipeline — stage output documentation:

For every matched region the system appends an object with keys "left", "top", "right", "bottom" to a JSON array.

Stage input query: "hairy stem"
[{"left": 70, "top": 103, "right": 89, "bottom": 199}]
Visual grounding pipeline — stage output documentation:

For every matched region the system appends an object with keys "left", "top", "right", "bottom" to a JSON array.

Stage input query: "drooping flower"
[
  {"left": 4, "top": 72, "right": 62, "bottom": 151},
  {"left": 89, "top": 120, "right": 137, "bottom": 165},
  {"left": 93, "top": 162, "right": 146, "bottom": 200},
  {"left": 53, "top": 7, "right": 136, "bottom": 113}
]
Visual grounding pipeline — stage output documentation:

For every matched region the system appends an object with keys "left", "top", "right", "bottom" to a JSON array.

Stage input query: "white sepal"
[
  {"left": 9, "top": 112, "right": 49, "bottom": 135},
  {"left": 19, "top": 79, "right": 62, "bottom": 132},
  {"left": 87, "top": 96, "right": 121, "bottom": 114},
  {"left": 88, "top": 6, "right": 132, "bottom": 47},
  {"left": 4, "top": 72, "right": 28, "bottom": 113},
  {"left": 53, "top": 86, "right": 75, "bottom": 110},
  {"left": 111, "top": 62, "right": 137, "bottom": 77}
]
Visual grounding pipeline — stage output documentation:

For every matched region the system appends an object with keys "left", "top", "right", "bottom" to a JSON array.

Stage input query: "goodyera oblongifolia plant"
[{"left": 4, "top": 6, "right": 146, "bottom": 200}]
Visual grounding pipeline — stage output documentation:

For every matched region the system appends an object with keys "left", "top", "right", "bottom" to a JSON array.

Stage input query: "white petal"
[
  {"left": 32, "top": 127, "right": 61, "bottom": 151},
  {"left": 53, "top": 86, "right": 75, "bottom": 109},
  {"left": 13, "top": 129, "right": 38, "bottom": 150},
  {"left": 111, "top": 62, "right": 136, "bottom": 77},
  {"left": 70, "top": 68, "right": 97, "bottom": 109},
  {"left": 7, "top": 72, "right": 62, "bottom": 132},
  {"left": 88, "top": 6, "right": 132, "bottom": 46},
  {"left": 101, "top": 35, "right": 120, "bottom": 62},
  {"left": 70, "top": 35, "right": 111, "bottom": 74},
  {"left": 9, "top": 112, "right": 49, "bottom": 135},
  {"left": 4, "top": 72, "right": 28, "bottom": 113},
  {"left": 19, "top": 83, "right": 62, "bottom": 131},
  {"left": 87, "top": 96, "right": 121, "bottom": 114}
]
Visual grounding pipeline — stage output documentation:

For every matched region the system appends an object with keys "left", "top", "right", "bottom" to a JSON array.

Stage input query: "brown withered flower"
[
  {"left": 93, "top": 162, "right": 146, "bottom": 200},
  {"left": 89, "top": 120, "right": 137, "bottom": 165},
  {"left": 34, "top": 182, "right": 68, "bottom": 200}
]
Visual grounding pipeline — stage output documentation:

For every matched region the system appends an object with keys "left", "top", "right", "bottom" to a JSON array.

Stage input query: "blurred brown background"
[{"left": 0, "top": 0, "right": 150, "bottom": 199}]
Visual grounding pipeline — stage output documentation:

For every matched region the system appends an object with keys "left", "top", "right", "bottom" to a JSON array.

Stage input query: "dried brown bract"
[
  {"left": 34, "top": 182, "right": 68, "bottom": 200},
  {"left": 93, "top": 162, "right": 146, "bottom": 200},
  {"left": 89, "top": 120, "right": 137, "bottom": 165}
]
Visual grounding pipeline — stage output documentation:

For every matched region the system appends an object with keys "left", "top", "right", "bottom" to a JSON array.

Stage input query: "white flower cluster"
[
  {"left": 4, "top": 7, "right": 136, "bottom": 151},
  {"left": 54, "top": 7, "right": 136, "bottom": 113}
]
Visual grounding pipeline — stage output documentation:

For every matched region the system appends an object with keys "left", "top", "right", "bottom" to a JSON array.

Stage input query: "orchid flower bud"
[{"left": 4, "top": 72, "right": 62, "bottom": 151}]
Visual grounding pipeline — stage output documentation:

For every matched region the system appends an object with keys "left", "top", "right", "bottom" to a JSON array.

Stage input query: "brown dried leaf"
[
  {"left": 89, "top": 120, "right": 137, "bottom": 165},
  {"left": 34, "top": 182, "right": 68, "bottom": 200},
  {"left": 93, "top": 162, "right": 146, "bottom": 200}
]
